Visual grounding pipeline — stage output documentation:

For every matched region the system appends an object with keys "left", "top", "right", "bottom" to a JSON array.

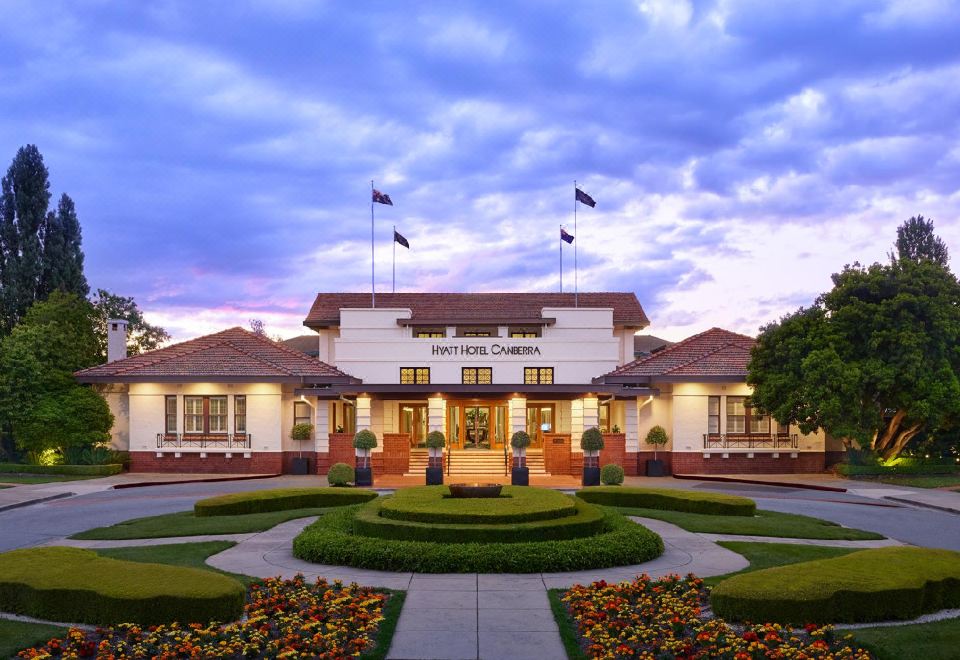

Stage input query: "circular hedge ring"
[{"left": 377, "top": 485, "right": 576, "bottom": 524}]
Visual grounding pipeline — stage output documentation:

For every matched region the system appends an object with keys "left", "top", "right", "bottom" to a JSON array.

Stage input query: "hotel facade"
[{"left": 76, "top": 293, "right": 843, "bottom": 477}]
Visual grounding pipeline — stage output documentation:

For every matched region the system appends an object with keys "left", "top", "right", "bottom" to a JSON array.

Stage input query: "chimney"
[{"left": 107, "top": 319, "right": 129, "bottom": 363}]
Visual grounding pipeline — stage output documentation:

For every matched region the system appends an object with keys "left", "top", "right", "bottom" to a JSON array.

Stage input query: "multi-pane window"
[
  {"left": 462, "top": 367, "right": 492, "bottom": 384},
  {"left": 400, "top": 367, "right": 431, "bottom": 384},
  {"left": 184, "top": 395, "right": 229, "bottom": 434},
  {"left": 294, "top": 400, "right": 312, "bottom": 426},
  {"left": 524, "top": 367, "right": 554, "bottom": 384},
  {"left": 184, "top": 396, "right": 204, "bottom": 433},
  {"left": 462, "top": 330, "right": 493, "bottom": 337},
  {"left": 509, "top": 327, "right": 539, "bottom": 338},
  {"left": 165, "top": 396, "right": 177, "bottom": 434},
  {"left": 234, "top": 395, "right": 247, "bottom": 434},
  {"left": 414, "top": 328, "right": 445, "bottom": 338},
  {"left": 599, "top": 401, "right": 611, "bottom": 433},
  {"left": 749, "top": 407, "right": 771, "bottom": 434},
  {"left": 208, "top": 396, "right": 227, "bottom": 432},
  {"left": 707, "top": 396, "right": 720, "bottom": 434},
  {"left": 726, "top": 396, "right": 746, "bottom": 434}
]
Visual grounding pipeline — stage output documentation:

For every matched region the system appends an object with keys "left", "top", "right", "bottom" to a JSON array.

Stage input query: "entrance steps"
[{"left": 404, "top": 449, "right": 547, "bottom": 477}]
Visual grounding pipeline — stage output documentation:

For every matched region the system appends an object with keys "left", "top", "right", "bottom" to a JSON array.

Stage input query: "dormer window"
[
  {"left": 457, "top": 326, "right": 498, "bottom": 337},
  {"left": 413, "top": 327, "right": 445, "bottom": 338},
  {"left": 509, "top": 326, "right": 540, "bottom": 338}
]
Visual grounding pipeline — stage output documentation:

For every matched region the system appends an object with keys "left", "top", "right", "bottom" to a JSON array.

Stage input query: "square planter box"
[
  {"left": 645, "top": 459, "right": 666, "bottom": 477},
  {"left": 290, "top": 457, "right": 311, "bottom": 475},
  {"left": 582, "top": 466, "right": 601, "bottom": 487},
  {"left": 511, "top": 466, "right": 529, "bottom": 486},
  {"left": 355, "top": 466, "right": 373, "bottom": 487},
  {"left": 426, "top": 466, "right": 444, "bottom": 485}
]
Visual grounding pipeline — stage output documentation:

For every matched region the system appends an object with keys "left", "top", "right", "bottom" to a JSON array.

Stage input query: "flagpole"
[
  {"left": 573, "top": 180, "right": 578, "bottom": 307},
  {"left": 392, "top": 225, "right": 396, "bottom": 293},
  {"left": 371, "top": 180, "right": 376, "bottom": 308}
]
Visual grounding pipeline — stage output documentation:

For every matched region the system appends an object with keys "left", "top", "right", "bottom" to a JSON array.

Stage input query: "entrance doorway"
[
  {"left": 447, "top": 402, "right": 508, "bottom": 449},
  {"left": 400, "top": 403, "right": 428, "bottom": 447},
  {"left": 526, "top": 404, "right": 555, "bottom": 448}
]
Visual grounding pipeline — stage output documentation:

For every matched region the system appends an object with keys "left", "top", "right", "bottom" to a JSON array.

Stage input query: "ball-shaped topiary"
[
  {"left": 510, "top": 430, "right": 531, "bottom": 449},
  {"left": 425, "top": 430, "right": 446, "bottom": 449},
  {"left": 580, "top": 427, "right": 604, "bottom": 452},
  {"left": 327, "top": 462, "right": 355, "bottom": 486},
  {"left": 291, "top": 423, "right": 313, "bottom": 441},
  {"left": 353, "top": 429, "right": 378, "bottom": 450},
  {"left": 645, "top": 425, "right": 668, "bottom": 446},
  {"left": 600, "top": 464, "right": 625, "bottom": 485}
]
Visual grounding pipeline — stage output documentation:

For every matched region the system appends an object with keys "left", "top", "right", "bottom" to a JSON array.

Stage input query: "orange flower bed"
[
  {"left": 561, "top": 574, "right": 875, "bottom": 659},
  {"left": 18, "top": 575, "right": 388, "bottom": 659}
]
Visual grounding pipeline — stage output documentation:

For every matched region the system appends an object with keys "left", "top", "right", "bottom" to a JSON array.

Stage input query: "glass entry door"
[
  {"left": 526, "top": 404, "right": 555, "bottom": 448},
  {"left": 448, "top": 402, "right": 508, "bottom": 449},
  {"left": 400, "top": 404, "right": 428, "bottom": 447},
  {"left": 464, "top": 406, "right": 490, "bottom": 449}
]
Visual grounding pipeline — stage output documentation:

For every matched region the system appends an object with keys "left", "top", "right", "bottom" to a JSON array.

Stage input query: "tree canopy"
[
  {"left": 893, "top": 215, "right": 949, "bottom": 267},
  {"left": 748, "top": 219, "right": 960, "bottom": 460},
  {"left": 91, "top": 289, "right": 171, "bottom": 360}
]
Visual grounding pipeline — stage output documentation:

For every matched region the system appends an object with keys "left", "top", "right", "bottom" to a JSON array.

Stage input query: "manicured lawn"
[
  {"left": 95, "top": 540, "right": 253, "bottom": 585},
  {"left": 703, "top": 541, "right": 859, "bottom": 586},
  {"left": 0, "top": 473, "right": 101, "bottom": 484},
  {"left": 71, "top": 506, "right": 332, "bottom": 539},
  {"left": 617, "top": 506, "right": 884, "bottom": 540},
  {"left": 851, "top": 617, "right": 960, "bottom": 660},
  {"left": 877, "top": 475, "right": 960, "bottom": 489},
  {"left": 0, "top": 620, "right": 68, "bottom": 659}
]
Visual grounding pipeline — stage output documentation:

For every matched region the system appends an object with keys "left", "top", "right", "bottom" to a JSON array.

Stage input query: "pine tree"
[
  {"left": 39, "top": 193, "right": 89, "bottom": 298},
  {"left": 0, "top": 145, "right": 51, "bottom": 333}
]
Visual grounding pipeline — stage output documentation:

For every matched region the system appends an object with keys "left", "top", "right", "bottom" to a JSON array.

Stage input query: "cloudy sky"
[{"left": 1, "top": 0, "right": 958, "bottom": 342}]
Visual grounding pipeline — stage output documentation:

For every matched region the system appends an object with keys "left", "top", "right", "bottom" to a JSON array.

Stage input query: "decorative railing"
[
  {"left": 502, "top": 442, "right": 509, "bottom": 476},
  {"left": 156, "top": 433, "right": 252, "bottom": 449},
  {"left": 703, "top": 433, "right": 798, "bottom": 449}
]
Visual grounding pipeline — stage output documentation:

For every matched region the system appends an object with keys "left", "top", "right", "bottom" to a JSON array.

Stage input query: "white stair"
[{"left": 405, "top": 449, "right": 547, "bottom": 477}]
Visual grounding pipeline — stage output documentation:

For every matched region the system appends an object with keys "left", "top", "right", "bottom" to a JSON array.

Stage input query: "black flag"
[
  {"left": 394, "top": 229, "right": 410, "bottom": 249},
  {"left": 372, "top": 189, "right": 394, "bottom": 205},
  {"left": 561, "top": 228, "right": 574, "bottom": 244},
  {"left": 575, "top": 188, "right": 596, "bottom": 208}
]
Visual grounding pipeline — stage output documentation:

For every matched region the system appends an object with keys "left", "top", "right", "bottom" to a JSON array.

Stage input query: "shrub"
[
  {"left": 0, "top": 462, "right": 123, "bottom": 476},
  {"left": 600, "top": 464, "right": 625, "bottom": 485},
  {"left": 290, "top": 423, "right": 313, "bottom": 441},
  {"left": 425, "top": 430, "right": 445, "bottom": 449},
  {"left": 327, "top": 462, "right": 354, "bottom": 486},
  {"left": 60, "top": 445, "right": 128, "bottom": 466},
  {"left": 378, "top": 485, "right": 575, "bottom": 524},
  {"left": 711, "top": 546, "right": 960, "bottom": 624},
  {"left": 580, "top": 427, "right": 604, "bottom": 452},
  {"left": 0, "top": 546, "right": 244, "bottom": 626},
  {"left": 577, "top": 486, "right": 756, "bottom": 516},
  {"left": 293, "top": 505, "right": 663, "bottom": 573},
  {"left": 354, "top": 496, "right": 607, "bottom": 543},
  {"left": 353, "top": 429, "right": 378, "bottom": 450},
  {"left": 194, "top": 487, "right": 377, "bottom": 516},
  {"left": 836, "top": 463, "right": 959, "bottom": 476},
  {"left": 510, "top": 430, "right": 531, "bottom": 449}
]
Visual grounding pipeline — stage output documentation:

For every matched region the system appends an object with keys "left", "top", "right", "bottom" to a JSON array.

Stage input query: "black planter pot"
[
  {"left": 355, "top": 466, "right": 373, "bottom": 487},
  {"left": 582, "top": 466, "right": 601, "bottom": 487},
  {"left": 290, "top": 457, "right": 311, "bottom": 475},
  {"left": 511, "top": 466, "right": 529, "bottom": 486},
  {"left": 426, "top": 466, "right": 444, "bottom": 485},
  {"left": 645, "top": 459, "right": 666, "bottom": 477}
]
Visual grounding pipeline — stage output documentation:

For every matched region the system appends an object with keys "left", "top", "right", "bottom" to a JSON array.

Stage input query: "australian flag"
[
  {"left": 561, "top": 228, "right": 575, "bottom": 244},
  {"left": 575, "top": 188, "right": 596, "bottom": 208},
  {"left": 394, "top": 229, "right": 410, "bottom": 249},
  {"left": 372, "top": 189, "right": 393, "bottom": 206}
]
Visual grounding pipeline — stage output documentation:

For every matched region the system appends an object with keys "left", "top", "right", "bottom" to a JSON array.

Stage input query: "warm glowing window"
[
  {"left": 524, "top": 367, "right": 554, "bottom": 384},
  {"left": 708, "top": 396, "right": 720, "bottom": 434},
  {"left": 234, "top": 395, "right": 247, "bottom": 434},
  {"left": 184, "top": 396, "right": 227, "bottom": 434},
  {"left": 165, "top": 396, "right": 177, "bottom": 434},
  {"left": 414, "top": 328, "right": 445, "bottom": 338},
  {"left": 462, "top": 367, "right": 492, "bottom": 384},
  {"left": 726, "top": 396, "right": 746, "bottom": 434},
  {"left": 509, "top": 327, "right": 540, "bottom": 338},
  {"left": 184, "top": 397, "right": 204, "bottom": 433},
  {"left": 208, "top": 397, "right": 227, "bottom": 433},
  {"left": 294, "top": 400, "right": 312, "bottom": 427},
  {"left": 400, "top": 367, "right": 431, "bottom": 384}
]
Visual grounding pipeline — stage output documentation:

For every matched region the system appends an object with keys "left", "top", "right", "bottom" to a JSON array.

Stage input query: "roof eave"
[{"left": 77, "top": 374, "right": 361, "bottom": 385}]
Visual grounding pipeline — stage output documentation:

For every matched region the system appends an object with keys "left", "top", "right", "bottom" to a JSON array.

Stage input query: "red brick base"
[
  {"left": 672, "top": 451, "right": 826, "bottom": 474},
  {"left": 635, "top": 451, "right": 672, "bottom": 476},
  {"left": 130, "top": 451, "right": 282, "bottom": 474}
]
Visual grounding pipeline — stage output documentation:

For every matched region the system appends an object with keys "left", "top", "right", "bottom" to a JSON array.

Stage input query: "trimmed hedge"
[
  {"left": 0, "top": 463, "right": 123, "bottom": 476},
  {"left": 577, "top": 486, "right": 756, "bottom": 516},
  {"left": 355, "top": 496, "right": 606, "bottom": 543},
  {"left": 0, "top": 546, "right": 244, "bottom": 625},
  {"left": 711, "top": 546, "right": 960, "bottom": 624},
  {"left": 194, "top": 487, "right": 377, "bottom": 516},
  {"left": 293, "top": 505, "right": 664, "bottom": 573},
  {"left": 378, "top": 485, "right": 576, "bottom": 524},
  {"left": 836, "top": 463, "right": 960, "bottom": 477}
]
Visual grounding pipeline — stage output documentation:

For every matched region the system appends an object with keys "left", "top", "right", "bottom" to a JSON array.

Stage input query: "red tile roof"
[
  {"left": 304, "top": 292, "right": 649, "bottom": 328},
  {"left": 75, "top": 327, "right": 356, "bottom": 383},
  {"left": 602, "top": 327, "right": 755, "bottom": 382}
]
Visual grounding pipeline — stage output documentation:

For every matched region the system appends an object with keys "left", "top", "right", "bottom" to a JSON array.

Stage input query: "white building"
[{"left": 76, "top": 293, "right": 840, "bottom": 476}]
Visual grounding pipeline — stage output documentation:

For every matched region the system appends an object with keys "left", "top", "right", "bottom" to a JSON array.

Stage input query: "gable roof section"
[
  {"left": 304, "top": 292, "right": 648, "bottom": 328},
  {"left": 76, "top": 327, "right": 357, "bottom": 384},
  {"left": 601, "top": 327, "right": 755, "bottom": 383}
]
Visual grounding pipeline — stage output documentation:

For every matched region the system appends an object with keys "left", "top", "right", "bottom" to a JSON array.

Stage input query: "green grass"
[
  {"left": 850, "top": 617, "right": 960, "bottom": 660},
  {"left": 366, "top": 590, "right": 406, "bottom": 660},
  {"left": 194, "top": 487, "right": 377, "bottom": 516},
  {"left": 877, "top": 475, "right": 960, "bottom": 489},
  {"left": 548, "top": 588, "right": 588, "bottom": 660},
  {"left": 95, "top": 540, "right": 255, "bottom": 586},
  {"left": 578, "top": 486, "right": 756, "bottom": 516},
  {"left": 0, "top": 620, "right": 68, "bottom": 659},
  {"left": 379, "top": 485, "right": 576, "bottom": 523},
  {"left": 71, "top": 507, "right": 332, "bottom": 540},
  {"left": 0, "top": 473, "right": 101, "bottom": 484},
  {"left": 703, "top": 541, "right": 859, "bottom": 587},
  {"left": 618, "top": 507, "right": 884, "bottom": 540}
]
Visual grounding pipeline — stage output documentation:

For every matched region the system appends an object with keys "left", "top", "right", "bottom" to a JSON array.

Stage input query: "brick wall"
[
  {"left": 599, "top": 433, "right": 625, "bottom": 469},
  {"left": 543, "top": 433, "right": 571, "bottom": 475},
  {"left": 328, "top": 433, "right": 354, "bottom": 468},
  {"left": 672, "top": 451, "right": 826, "bottom": 474},
  {"left": 130, "top": 451, "right": 282, "bottom": 474},
  {"left": 382, "top": 433, "right": 410, "bottom": 474},
  {"left": 281, "top": 451, "right": 317, "bottom": 474},
  {"left": 635, "top": 450, "right": 671, "bottom": 476}
]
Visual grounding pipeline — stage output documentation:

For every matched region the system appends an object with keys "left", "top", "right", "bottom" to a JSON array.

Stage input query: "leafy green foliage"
[
  {"left": 578, "top": 486, "right": 756, "bottom": 516},
  {"left": 893, "top": 215, "right": 949, "bottom": 266},
  {"left": 193, "top": 487, "right": 377, "bottom": 516},
  {"left": 60, "top": 445, "right": 127, "bottom": 466},
  {"left": 377, "top": 485, "right": 576, "bottom": 524},
  {"left": 38, "top": 194, "right": 88, "bottom": 299},
  {"left": 510, "top": 430, "right": 531, "bottom": 449},
  {"left": 290, "top": 423, "right": 313, "bottom": 440},
  {"left": 600, "top": 464, "right": 625, "bottom": 485},
  {"left": 91, "top": 289, "right": 171, "bottom": 359},
  {"left": 645, "top": 425, "right": 669, "bottom": 446},
  {"left": 353, "top": 429, "right": 378, "bottom": 450},
  {"left": 327, "top": 462, "right": 354, "bottom": 486},
  {"left": 0, "top": 462, "right": 122, "bottom": 476},
  {"left": 0, "top": 546, "right": 245, "bottom": 626},
  {"left": 580, "top": 427, "right": 604, "bottom": 451},
  {"left": 711, "top": 546, "right": 960, "bottom": 624},
  {"left": 425, "top": 430, "right": 445, "bottom": 449}
]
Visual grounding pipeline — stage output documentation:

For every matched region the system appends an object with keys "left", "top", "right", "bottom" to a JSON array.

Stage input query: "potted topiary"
[
  {"left": 290, "top": 423, "right": 314, "bottom": 475},
  {"left": 353, "top": 429, "right": 377, "bottom": 487},
  {"left": 327, "top": 462, "right": 354, "bottom": 486},
  {"left": 510, "top": 430, "right": 531, "bottom": 486},
  {"left": 425, "top": 430, "right": 445, "bottom": 485},
  {"left": 645, "top": 425, "right": 669, "bottom": 477},
  {"left": 580, "top": 427, "right": 604, "bottom": 486}
]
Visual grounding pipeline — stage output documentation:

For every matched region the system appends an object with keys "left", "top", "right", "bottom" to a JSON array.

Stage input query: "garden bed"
[
  {"left": 193, "top": 487, "right": 377, "bottom": 516},
  {"left": 577, "top": 486, "right": 756, "bottom": 516},
  {"left": 378, "top": 485, "right": 576, "bottom": 523}
]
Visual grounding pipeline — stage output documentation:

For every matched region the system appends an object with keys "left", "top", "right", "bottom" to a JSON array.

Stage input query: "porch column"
[
  {"left": 571, "top": 398, "right": 584, "bottom": 437},
  {"left": 624, "top": 397, "right": 639, "bottom": 453},
  {"left": 582, "top": 395, "right": 599, "bottom": 431},
  {"left": 356, "top": 395, "right": 372, "bottom": 431},
  {"left": 315, "top": 399, "right": 330, "bottom": 454},
  {"left": 509, "top": 396, "right": 527, "bottom": 435},
  {"left": 427, "top": 396, "right": 446, "bottom": 434}
]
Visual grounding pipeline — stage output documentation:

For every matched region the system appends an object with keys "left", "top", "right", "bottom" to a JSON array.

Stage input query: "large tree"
[
  {"left": 893, "top": 215, "right": 949, "bottom": 266},
  {"left": 91, "top": 289, "right": 170, "bottom": 360},
  {"left": 749, "top": 222, "right": 960, "bottom": 461},
  {"left": 39, "top": 193, "right": 89, "bottom": 299}
]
